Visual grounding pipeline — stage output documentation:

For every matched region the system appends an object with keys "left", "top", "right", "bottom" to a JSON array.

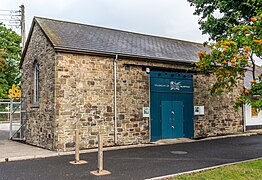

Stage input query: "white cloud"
[{"left": 0, "top": 0, "right": 208, "bottom": 43}]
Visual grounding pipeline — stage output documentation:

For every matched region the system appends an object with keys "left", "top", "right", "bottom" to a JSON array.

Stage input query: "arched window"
[{"left": 33, "top": 61, "right": 39, "bottom": 103}]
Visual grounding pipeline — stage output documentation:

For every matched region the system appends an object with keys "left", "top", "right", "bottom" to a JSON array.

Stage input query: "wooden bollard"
[
  {"left": 98, "top": 133, "right": 103, "bottom": 171},
  {"left": 90, "top": 133, "right": 111, "bottom": 176},
  {"left": 69, "top": 129, "right": 87, "bottom": 165},
  {"left": 75, "top": 129, "right": 80, "bottom": 163}
]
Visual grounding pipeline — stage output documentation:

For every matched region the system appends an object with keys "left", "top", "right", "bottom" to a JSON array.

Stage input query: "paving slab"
[
  {"left": 0, "top": 123, "right": 58, "bottom": 162},
  {"left": 0, "top": 135, "right": 58, "bottom": 162}
]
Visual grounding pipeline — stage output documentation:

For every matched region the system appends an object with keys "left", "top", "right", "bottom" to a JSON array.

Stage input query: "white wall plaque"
[
  {"left": 143, "top": 107, "right": 150, "bottom": 117},
  {"left": 194, "top": 106, "right": 204, "bottom": 115}
]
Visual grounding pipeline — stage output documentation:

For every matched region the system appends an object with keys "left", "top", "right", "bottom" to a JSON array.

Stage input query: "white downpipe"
[
  {"left": 243, "top": 105, "right": 246, "bottom": 132},
  {"left": 114, "top": 55, "right": 118, "bottom": 144}
]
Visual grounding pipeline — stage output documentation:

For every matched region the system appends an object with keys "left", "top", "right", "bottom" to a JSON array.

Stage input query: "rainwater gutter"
[
  {"left": 242, "top": 86, "right": 246, "bottom": 132},
  {"left": 113, "top": 54, "right": 118, "bottom": 144}
]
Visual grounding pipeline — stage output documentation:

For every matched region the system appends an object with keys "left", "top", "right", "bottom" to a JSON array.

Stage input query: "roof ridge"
[{"left": 34, "top": 16, "right": 204, "bottom": 46}]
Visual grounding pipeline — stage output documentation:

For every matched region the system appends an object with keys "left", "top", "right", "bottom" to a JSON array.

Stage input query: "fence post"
[
  {"left": 9, "top": 99, "right": 13, "bottom": 139},
  {"left": 19, "top": 98, "right": 22, "bottom": 139}
]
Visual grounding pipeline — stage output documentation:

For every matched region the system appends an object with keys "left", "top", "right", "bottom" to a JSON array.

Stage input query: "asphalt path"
[{"left": 0, "top": 135, "right": 262, "bottom": 180}]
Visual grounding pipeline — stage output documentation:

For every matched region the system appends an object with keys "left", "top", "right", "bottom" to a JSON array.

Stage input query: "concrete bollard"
[
  {"left": 90, "top": 133, "right": 111, "bottom": 176},
  {"left": 69, "top": 129, "right": 87, "bottom": 165}
]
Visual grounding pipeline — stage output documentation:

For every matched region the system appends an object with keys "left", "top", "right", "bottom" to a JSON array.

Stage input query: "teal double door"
[
  {"left": 161, "top": 101, "right": 184, "bottom": 138},
  {"left": 150, "top": 71, "right": 194, "bottom": 141}
]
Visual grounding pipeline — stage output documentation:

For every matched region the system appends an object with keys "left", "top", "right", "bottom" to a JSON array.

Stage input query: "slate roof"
[{"left": 23, "top": 17, "right": 208, "bottom": 64}]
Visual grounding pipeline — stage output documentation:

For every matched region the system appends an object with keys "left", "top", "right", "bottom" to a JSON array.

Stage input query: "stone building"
[
  {"left": 244, "top": 66, "right": 262, "bottom": 130},
  {"left": 20, "top": 17, "right": 244, "bottom": 151}
]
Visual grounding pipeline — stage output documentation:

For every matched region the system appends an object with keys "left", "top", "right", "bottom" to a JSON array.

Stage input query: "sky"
[{"left": 0, "top": 0, "right": 209, "bottom": 43}]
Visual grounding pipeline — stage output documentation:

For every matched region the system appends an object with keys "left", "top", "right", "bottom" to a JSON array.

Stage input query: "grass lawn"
[{"left": 174, "top": 159, "right": 262, "bottom": 180}]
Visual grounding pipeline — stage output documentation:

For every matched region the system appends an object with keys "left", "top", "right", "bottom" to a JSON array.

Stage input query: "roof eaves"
[{"left": 54, "top": 46, "right": 196, "bottom": 65}]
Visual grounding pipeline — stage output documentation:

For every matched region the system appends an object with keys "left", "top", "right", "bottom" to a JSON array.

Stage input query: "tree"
[
  {"left": 189, "top": 0, "right": 262, "bottom": 110},
  {"left": 0, "top": 23, "right": 21, "bottom": 98},
  {"left": 194, "top": 12, "right": 262, "bottom": 110},
  {"left": 188, "top": 0, "right": 262, "bottom": 41},
  {"left": 0, "top": 49, "right": 9, "bottom": 98}
]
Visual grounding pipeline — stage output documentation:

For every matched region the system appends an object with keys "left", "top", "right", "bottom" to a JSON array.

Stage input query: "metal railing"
[{"left": 0, "top": 98, "right": 26, "bottom": 140}]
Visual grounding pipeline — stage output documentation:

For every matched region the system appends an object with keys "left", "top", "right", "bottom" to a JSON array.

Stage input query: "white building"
[{"left": 244, "top": 66, "right": 262, "bottom": 130}]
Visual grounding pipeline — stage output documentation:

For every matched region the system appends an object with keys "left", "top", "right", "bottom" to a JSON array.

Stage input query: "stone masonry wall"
[
  {"left": 21, "top": 23, "right": 56, "bottom": 150},
  {"left": 193, "top": 74, "right": 243, "bottom": 138},
  {"left": 55, "top": 54, "right": 199, "bottom": 151},
  {"left": 55, "top": 54, "right": 151, "bottom": 151},
  {"left": 54, "top": 54, "right": 115, "bottom": 151},
  {"left": 55, "top": 54, "right": 243, "bottom": 151},
  {"left": 114, "top": 62, "right": 150, "bottom": 145}
]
